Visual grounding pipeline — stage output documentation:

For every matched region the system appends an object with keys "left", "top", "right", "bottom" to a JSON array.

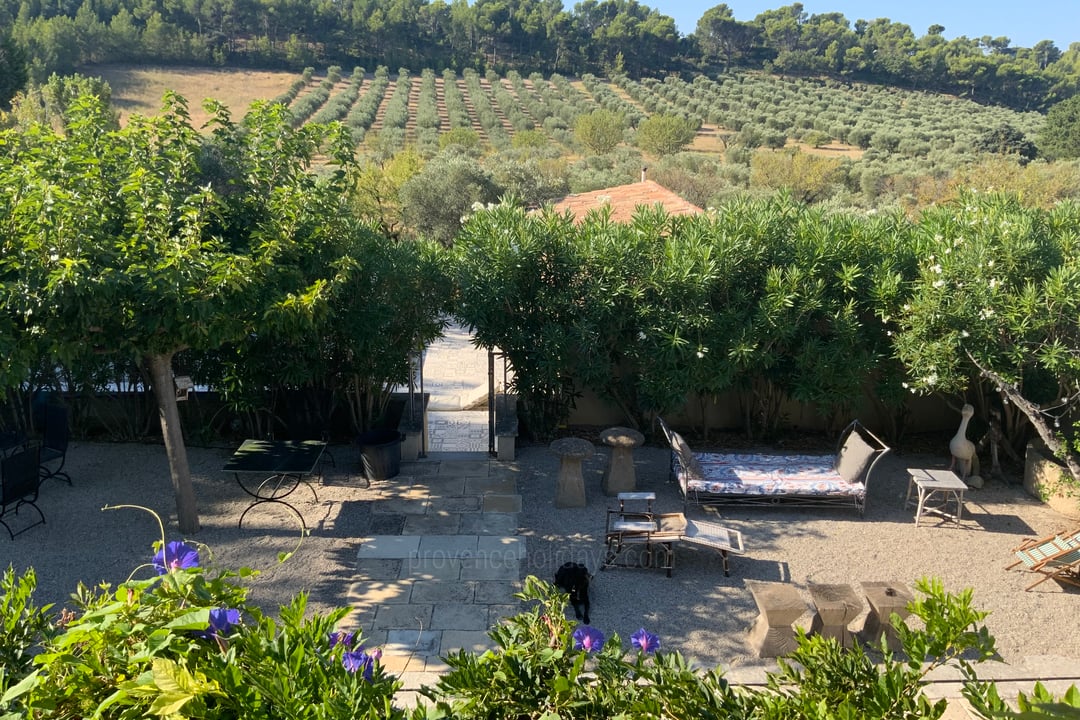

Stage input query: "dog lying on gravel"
[{"left": 554, "top": 561, "right": 591, "bottom": 625}]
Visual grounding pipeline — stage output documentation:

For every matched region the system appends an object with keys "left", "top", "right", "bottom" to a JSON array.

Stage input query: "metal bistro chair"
[
  {"left": 1, "top": 444, "right": 45, "bottom": 540},
  {"left": 39, "top": 404, "right": 72, "bottom": 485}
]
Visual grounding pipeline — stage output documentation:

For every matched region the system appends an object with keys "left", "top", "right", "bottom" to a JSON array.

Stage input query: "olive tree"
[
  {"left": 574, "top": 109, "right": 626, "bottom": 155},
  {"left": 634, "top": 114, "right": 699, "bottom": 156},
  {"left": 893, "top": 193, "right": 1080, "bottom": 479},
  {"left": 0, "top": 93, "right": 355, "bottom": 533}
]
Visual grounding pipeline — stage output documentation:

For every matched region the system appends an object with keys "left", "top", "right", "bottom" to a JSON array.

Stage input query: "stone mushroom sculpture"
[
  {"left": 949, "top": 404, "right": 982, "bottom": 487},
  {"left": 550, "top": 437, "right": 594, "bottom": 508},
  {"left": 599, "top": 426, "right": 645, "bottom": 495}
]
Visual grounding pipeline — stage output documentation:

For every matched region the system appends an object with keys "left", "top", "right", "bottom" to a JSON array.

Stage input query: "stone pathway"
[{"left": 342, "top": 455, "right": 523, "bottom": 705}]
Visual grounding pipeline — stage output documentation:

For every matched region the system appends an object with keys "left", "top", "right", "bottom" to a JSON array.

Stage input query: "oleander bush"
[{"left": 1, "top": 537, "right": 402, "bottom": 719}]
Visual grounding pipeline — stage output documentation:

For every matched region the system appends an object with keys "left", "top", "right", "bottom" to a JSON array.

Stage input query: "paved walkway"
[{"left": 344, "top": 455, "right": 523, "bottom": 705}]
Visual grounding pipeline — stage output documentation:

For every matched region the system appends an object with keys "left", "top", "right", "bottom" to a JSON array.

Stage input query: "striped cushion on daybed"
[{"left": 660, "top": 419, "right": 890, "bottom": 516}]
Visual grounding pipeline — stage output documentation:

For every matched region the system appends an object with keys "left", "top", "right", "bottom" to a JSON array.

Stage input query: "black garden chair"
[
  {"left": 1, "top": 444, "right": 45, "bottom": 540},
  {"left": 39, "top": 404, "right": 72, "bottom": 485}
]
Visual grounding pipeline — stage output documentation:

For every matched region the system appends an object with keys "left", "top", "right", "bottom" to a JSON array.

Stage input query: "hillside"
[{"left": 94, "top": 63, "right": 1078, "bottom": 214}]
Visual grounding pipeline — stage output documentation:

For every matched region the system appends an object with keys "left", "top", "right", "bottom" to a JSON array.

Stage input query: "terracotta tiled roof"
[{"left": 548, "top": 180, "right": 703, "bottom": 224}]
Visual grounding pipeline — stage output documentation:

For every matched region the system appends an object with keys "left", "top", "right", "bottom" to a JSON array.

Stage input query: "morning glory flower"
[
  {"left": 196, "top": 607, "right": 241, "bottom": 640},
  {"left": 343, "top": 649, "right": 375, "bottom": 681},
  {"left": 631, "top": 628, "right": 660, "bottom": 654},
  {"left": 152, "top": 541, "right": 199, "bottom": 574},
  {"left": 329, "top": 630, "right": 355, "bottom": 648},
  {"left": 571, "top": 625, "right": 605, "bottom": 653}
]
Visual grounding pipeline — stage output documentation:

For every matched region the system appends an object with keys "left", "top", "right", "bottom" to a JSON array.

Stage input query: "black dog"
[{"left": 554, "top": 561, "right": 591, "bottom": 625}]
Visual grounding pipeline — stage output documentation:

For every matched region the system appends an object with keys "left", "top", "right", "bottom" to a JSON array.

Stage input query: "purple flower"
[
  {"left": 196, "top": 607, "right": 241, "bottom": 640},
  {"left": 152, "top": 541, "right": 199, "bottom": 575},
  {"left": 329, "top": 630, "right": 355, "bottom": 648},
  {"left": 631, "top": 628, "right": 660, "bottom": 654},
  {"left": 571, "top": 625, "right": 605, "bottom": 653},
  {"left": 343, "top": 649, "right": 375, "bottom": 681}
]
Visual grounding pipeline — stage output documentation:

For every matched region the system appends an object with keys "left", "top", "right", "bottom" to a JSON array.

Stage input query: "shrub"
[{"left": 634, "top": 114, "right": 699, "bottom": 156}]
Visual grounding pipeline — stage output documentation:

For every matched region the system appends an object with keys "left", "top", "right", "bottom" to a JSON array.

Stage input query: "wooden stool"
[
  {"left": 599, "top": 426, "right": 645, "bottom": 495},
  {"left": 549, "top": 438, "right": 594, "bottom": 508},
  {"left": 859, "top": 580, "right": 914, "bottom": 650},
  {"left": 808, "top": 583, "right": 862, "bottom": 648},
  {"left": 746, "top": 580, "right": 808, "bottom": 658}
]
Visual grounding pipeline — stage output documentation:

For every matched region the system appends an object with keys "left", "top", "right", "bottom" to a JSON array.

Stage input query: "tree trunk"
[
  {"left": 967, "top": 352, "right": 1080, "bottom": 482},
  {"left": 147, "top": 352, "right": 201, "bottom": 534}
]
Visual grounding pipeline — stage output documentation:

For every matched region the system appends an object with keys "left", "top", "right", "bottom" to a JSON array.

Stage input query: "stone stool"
[
  {"left": 859, "top": 580, "right": 914, "bottom": 650},
  {"left": 746, "top": 580, "right": 809, "bottom": 658},
  {"left": 550, "top": 438, "right": 594, "bottom": 508},
  {"left": 808, "top": 583, "right": 863, "bottom": 648},
  {"left": 600, "top": 426, "right": 645, "bottom": 495}
]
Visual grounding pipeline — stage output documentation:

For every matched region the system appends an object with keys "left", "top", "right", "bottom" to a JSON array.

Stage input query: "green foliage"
[
  {"left": 1039, "top": 96, "right": 1080, "bottom": 160},
  {"left": 400, "top": 150, "right": 500, "bottom": 245},
  {"left": 422, "top": 575, "right": 740, "bottom": 719},
  {"left": 975, "top": 124, "right": 1037, "bottom": 161},
  {"left": 438, "top": 127, "right": 482, "bottom": 151},
  {"left": 892, "top": 193, "right": 1080, "bottom": 473},
  {"left": 574, "top": 109, "right": 626, "bottom": 155},
  {"left": 750, "top": 149, "right": 844, "bottom": 204},
  {"left": 634, "top": 113, "right": 699, "bottom": 156},
  {"left": 0, "top": 32, "right": 28, "bottom": 111},
  {"left": 745, "top": 578, "right": 997, "bottom": 719},
  {"left": 0, "top": 566, "right": 52, "bottom": 697},
  {"left": 2, "top": 544, "right": 401, "bottom": 719}
]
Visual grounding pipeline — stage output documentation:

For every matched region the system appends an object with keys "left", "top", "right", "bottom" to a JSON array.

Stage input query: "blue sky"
[{"left": 653, "top": 1, "right": 1077, "bottom": 52}]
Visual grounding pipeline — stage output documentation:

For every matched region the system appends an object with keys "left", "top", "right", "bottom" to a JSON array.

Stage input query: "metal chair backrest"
[{"left": 2, "top": 445, "right": 41, "bottom": 506}]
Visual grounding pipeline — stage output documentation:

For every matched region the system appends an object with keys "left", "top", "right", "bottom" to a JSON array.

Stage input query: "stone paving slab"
[
  {"left": 403, "top": 511, "right": 462, "bottom": 535},
  {"left": 483, "top": 494, "right": 522, "bottom": 513},
  {"left": 477, "top": 535, "right": 526, "bottom": 559},
  {"left": 418, "top": 535, "right": 479, "bottom": 558},
  {"left": 403, "top": 557, "right": 464, "bottom": 581},
  {"left": 461, "top": 557, "right": 520, "bottom": 581},
  {"left": 409, "top": 580, "right": 476, "bottom": 604},
  {"left": 386, "top": 629, "right": 442, "bottom": 656},
  {"left": 373, "top": 603, "right": 433, "bottom": 630},
  {"left": 357, "top": 536, "right": 421, "bottom": 559},
  {"left": 432, "top": 603, "right": 491, "bottom": 631},
  {"left": 458, "top": 512, "right": 518, "bottom": 535},
  {"left": 464, "top": 476, "right": 518, "bottom": 495},
  {"left": 441, "top": 630, "right": 495, "bottom": 655},
  {"left": 347, "top": 579, "right": 413, "bottom": 605}
]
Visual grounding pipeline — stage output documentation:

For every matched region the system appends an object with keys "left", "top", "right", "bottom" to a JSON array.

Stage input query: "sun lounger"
[
  {"left": 659, "top": 418, "right": 890, "bottom": 516},
  {"left": 1008, "top": 528, "right": 1080, "bottom": 591},
  {"left": 602, "top": 493, "right": 745, "bottom": 577}
]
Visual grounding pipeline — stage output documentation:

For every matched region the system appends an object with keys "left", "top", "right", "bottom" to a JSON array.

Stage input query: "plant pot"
[
  {"left": 357, "top": 430, "right": 403, "bottom": 481},
  {"left": 1023, "top": 443, "right": 1080, "bottom": 520}
]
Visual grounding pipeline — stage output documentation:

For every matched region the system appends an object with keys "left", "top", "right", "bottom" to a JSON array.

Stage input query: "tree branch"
[{"left": 965, "top": 350, "right": 1080, "bottom": 481}]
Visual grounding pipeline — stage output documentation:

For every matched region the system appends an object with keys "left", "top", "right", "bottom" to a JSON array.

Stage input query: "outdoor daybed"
[{"left": 658, "top": 418, "right": 891, "bottom": 516}]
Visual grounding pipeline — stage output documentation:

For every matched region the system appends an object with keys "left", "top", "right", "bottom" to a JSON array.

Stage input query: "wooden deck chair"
[
  {"left": 1007, "top": 528, "right": 1080, "bottom": 591},
  {"left": 1008, "top": 528, "right": 1080, "bottom": 571}
]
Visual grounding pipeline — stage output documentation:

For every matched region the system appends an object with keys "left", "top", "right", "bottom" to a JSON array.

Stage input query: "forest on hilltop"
[{"left": 1, "top": 1, "right": 1079, "bottom": 113}]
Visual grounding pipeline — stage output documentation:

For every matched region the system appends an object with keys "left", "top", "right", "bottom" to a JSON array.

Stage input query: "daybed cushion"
[{"left": 671, "top": 431, "right": 864, "bottom": 499}]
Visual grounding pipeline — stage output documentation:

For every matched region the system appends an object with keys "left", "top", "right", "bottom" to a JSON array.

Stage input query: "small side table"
[
  {"left": 746, "top": 580, "right": 808, "bottom": 658},
  {"left": 808, "top": 583, "right": 863, "bottom": 648},
  {"left": 550, "top": 438, "right": 594, "bottom": 508},
  {"left": 905, "top": 468, "right": 968, "bottom": 526},
  {"left": 859, "top": 580, "right": 914, "bottom": 650},
  {"left": 599, "top": 426, "right": 645, "bottom": 495}
]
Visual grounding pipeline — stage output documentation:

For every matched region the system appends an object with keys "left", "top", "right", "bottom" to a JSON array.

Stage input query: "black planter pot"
[{"left": 357, "top": 430, "right": 403, "bottom": 480}]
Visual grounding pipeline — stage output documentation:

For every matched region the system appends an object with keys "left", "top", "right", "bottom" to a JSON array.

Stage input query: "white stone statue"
[{"left": 950, "top": 403, "right": 983, "bottom": 487}]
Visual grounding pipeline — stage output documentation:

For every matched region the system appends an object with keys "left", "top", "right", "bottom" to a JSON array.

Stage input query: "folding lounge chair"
[
  {"left": 1008, "top": 528, "right": 1080, "bottom": 591},
  {"left": 602, "top": 498, "right": 745, "bottom": 578}
]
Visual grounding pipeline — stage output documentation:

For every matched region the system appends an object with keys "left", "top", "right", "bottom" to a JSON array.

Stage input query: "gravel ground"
[
  {"left": 5, "top": 438, "right": 1079, "bottom": 674},
  {"left": 514, "top": 440, "right": 1080, "bottom": 670}
]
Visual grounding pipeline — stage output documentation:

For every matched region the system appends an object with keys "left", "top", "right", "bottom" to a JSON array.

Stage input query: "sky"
[{"left": 654, "top": 1, "right": 1078, "bottom": 52}]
